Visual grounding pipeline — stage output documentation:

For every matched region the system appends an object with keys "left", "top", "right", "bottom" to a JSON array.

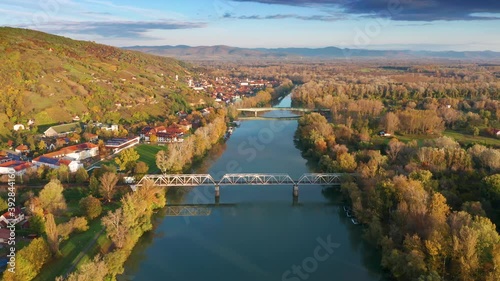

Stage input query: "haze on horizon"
[{"left": 1, "top": 0, "right": 499, "bottom": 51}]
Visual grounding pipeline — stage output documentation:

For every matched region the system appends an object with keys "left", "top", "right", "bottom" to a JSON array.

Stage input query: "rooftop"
[{"left": 45, "top": 122, "right": 80, "bottom": 134}]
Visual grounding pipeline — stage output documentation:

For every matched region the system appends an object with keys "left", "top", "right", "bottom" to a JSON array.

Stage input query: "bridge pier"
[
  {"left": 214, "top": 185, "right": 220, "bottom": 202},
  {"left": 293, "top": 184, "right": 299, "bottom": 198},
  {"left": 254, "top": 111, "right": 257, "bottom": 117}
]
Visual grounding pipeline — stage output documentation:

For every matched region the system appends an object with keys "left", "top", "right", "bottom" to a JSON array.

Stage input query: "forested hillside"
[{"left": 0, "top": 27, "right": 206, "bottom": 140}]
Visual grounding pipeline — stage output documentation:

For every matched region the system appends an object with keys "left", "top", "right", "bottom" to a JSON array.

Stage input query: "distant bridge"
[
  {"left": 237, "top": 107, "right": 330, "bottom": 116},
  {"left": 237, "top": 116, "right": 301, "bottom": 121},
  {"left": 132, "top": 173, "right": 349, "bottom": 199}
]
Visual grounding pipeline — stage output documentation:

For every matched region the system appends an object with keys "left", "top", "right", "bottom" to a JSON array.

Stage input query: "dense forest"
[{"left": 293, "top": 61, "right": 499, "bottom": 281}]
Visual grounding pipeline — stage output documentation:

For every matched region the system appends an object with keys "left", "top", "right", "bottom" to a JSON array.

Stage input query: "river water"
[{"left": 121, "top": 95, "right": 384, "bottom": 281}]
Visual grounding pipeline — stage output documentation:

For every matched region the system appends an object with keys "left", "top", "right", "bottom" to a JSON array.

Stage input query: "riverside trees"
[{"left": 296, "top": 110, "right": 500, "bottom": 281}]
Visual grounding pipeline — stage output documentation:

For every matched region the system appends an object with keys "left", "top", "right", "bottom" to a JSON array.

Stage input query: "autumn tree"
[
  {"left": 99, "top": 172, "right": 119, "bottom": 202},
  {"left": 45, "top": 213, "right": 61, "bottom": 257},
  {"left": 79, "top": 195, "right": 102, "bottom": 220},
  {"left": 59, "top": 254, "right": 108, "bottom": 281}
]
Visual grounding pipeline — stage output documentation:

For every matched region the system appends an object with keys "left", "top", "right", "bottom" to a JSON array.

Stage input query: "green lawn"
[
  {"left": 135, "top": 144, "right": 168, "bottom": 173},
  {"left": 443, "top": 130, "right": 500, "bottom": 147},
  {"left": 99, "top": 144, "right": 167, "bottom": 173},
  {"left": 372, "top": 130, "right": 499, "bottom": 148}
]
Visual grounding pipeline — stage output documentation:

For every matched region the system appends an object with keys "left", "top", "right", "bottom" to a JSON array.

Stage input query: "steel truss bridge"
[
  {"left": 237, "top": 107, "right": 330, "bottom": 117},
  {"left": 131, "top": 173, "right": 349, "bottom": 198}
]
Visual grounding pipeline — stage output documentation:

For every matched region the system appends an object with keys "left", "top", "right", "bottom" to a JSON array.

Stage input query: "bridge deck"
[{"left": 133, "top": 173, "right": 348, "bottom": 189}]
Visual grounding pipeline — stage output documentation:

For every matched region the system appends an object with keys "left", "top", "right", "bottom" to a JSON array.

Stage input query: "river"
[{"left": 121, "top": 95, "right": 384, "bottom": 281}]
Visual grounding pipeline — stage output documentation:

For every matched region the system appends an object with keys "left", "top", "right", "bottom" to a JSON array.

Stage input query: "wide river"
[{"left": 121, "top": 95, "right": 385, "bottom": 281}]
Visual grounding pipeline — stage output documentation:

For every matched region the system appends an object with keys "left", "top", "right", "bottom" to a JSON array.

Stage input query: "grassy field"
[
  {"left": 372, "top": 130, "right": 499, "bottom": 148},
  {"left": 135, "top": 144, "right": 168, "bottom": 173},
  {"left": 443, "top": 130, "right": 500, "bottom": 147}
]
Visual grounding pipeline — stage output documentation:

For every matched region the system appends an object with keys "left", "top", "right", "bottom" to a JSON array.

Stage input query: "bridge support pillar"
[
  {"left": 293, "top": 185, "right": 299, "bottom": 198},
  {"left": 214, "top": 185, "right": 220, "bottom": 201},
  {"left": 254, "top": 111, "right": 257, "bottom": 117}
]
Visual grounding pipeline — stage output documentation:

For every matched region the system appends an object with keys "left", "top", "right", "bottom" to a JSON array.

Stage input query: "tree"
[
  {"left": 39, "top": 179, "right": 67, "bottom": 213},
  {"left": 134, "top": 161, "right": 149, "bottom": 180},
  {"left": 79, "top": 195, "right": 102, "bottom": 220},
  {"left": 2, "top": 237, "right": 51, "bottom": 281},
  {"left": 102, "top": 208, "right": 128, "bottom": 248},
  {"left": 75, "top": 167, "right": 89, "bottom": 183},
  {"left": 0, "top": 197, "right": 8, "bottom": 212},
  {"left": 99, "top": 172, "right": 119, "bottom": 202},
  {"left": 114, "top": 148, "right": 139, "bottom": 172},
  {"left": 338, "top": 153, "right": 357, "bottom": 172},
  {"left": 38, "top": 140, "right": 47, "bottom": 151},
  {"left": 57, "top": 164, "right": 70, "bottom": 183},
  {"left": 156, "top": 150, "right": 169, "bottom": 173},
  {"left": 61, "top": 254, "right": 108, "bottom": 281},
  {"left": 29, "top": 214, "right": 45, "bottom": 235},
  {"left": 45, "top": 213, "right": 61, "bottom": 257},
  {"left": 89, "top": 174, "right": 100, "bottom": 196}
]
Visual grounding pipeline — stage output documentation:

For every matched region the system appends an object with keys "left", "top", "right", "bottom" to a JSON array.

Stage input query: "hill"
[
  {"left": 0, "top": 27, "right": 206, "bottom": 140},
  {"left": 124, "top": 45, "right": 500, "bottom": 61}
]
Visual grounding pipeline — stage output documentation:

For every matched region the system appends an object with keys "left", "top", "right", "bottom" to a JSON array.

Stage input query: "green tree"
[
  {"left": 28, "top": 214, "right": 46, "bottom": 235},
  {"left": 75, "top": 167, "right": 89, "bottom": 183},
  {"left": 38, "top": 140, "right": 47, "bottom": 151},
  {"left": 79, "top": 195, "right": 102, "bottom": 220},
  {"left": 114, "top": 148, "right": 139, "bottom": 172},
  {"left": 57, "top": 164, "right": 70, "bottom": 183},
  {"left": 39, "top": 179, "right": 67, "bottom": 213},
  {"left": 89, "top": 174, "right": 100, "bottom": 196},
  {"left": 2, "top": 237, "right": 51, "bottom": 281},
  {"left": 0, "top": 197, "right": 8, "bottom": 212}
]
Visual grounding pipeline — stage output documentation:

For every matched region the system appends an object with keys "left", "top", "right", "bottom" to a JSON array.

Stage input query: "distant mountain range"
[{"left": 123, "top": 45, "right": 500, "bottom": 60}]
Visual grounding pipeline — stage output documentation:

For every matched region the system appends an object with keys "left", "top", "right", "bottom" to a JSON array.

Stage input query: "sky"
[{"left": 1, "top": 0, "right": 499, "bottom": 51}]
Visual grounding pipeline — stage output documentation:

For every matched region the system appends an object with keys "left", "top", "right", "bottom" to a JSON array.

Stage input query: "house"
[
  {"left": 0, "top": 207, "right": 25, "bottom": 228},
  {"left": 178, "top": 119, "right": 192, "bottom": 132},
  {"left": 32, "top": 156, "right": 82, "bottom": 172},
  {"left": 100, "top": 124, "right": 119, "bottom": 131},
  {"left": 13, "top": 124, "right": 25, "bottom": 131},
  {"left": 83, "top": 133, "right": 99, "bottom": 142},
  {"left": 140, "top": 126, "right": 167, "bottom": 141},
  {"left": 105, "top": 137, "right": 140, "bottom": 154},
  {"left": 44, "top": 122, "right": 80, "bottom": 137},
  {"left": 31, "top": 142, "right": 98, "bottom": 172},
  {"left": 0, "top": 160, "right": 33, "bottom": 176},
  {"left": 15, "top": 144, "right": 29, "bottom": 154},
  {"left": 41, "top": 143, "right": 99, "bottom": 161}
]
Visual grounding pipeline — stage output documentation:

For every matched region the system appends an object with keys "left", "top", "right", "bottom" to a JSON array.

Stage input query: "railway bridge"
[{"left": 132, "top": 173, "right": 350, "bottom": 200}]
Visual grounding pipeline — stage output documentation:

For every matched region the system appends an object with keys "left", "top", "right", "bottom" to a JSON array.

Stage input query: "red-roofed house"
[
  {"left": 15, "top": 144, "right": 29, "bottom": 154},
  {"left": 0, "top": 207, "right": 25, "bottom": 228},
  {"left": 178, "top": 119, "right": 192, "bottom": 132},
  {"left": 0, "top": 160, "right": 33, "bottom": 176}
]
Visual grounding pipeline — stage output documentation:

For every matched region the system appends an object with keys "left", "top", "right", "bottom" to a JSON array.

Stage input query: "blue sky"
[{"left": 1, "top": 0, "right": 499, "bottom": 51}]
